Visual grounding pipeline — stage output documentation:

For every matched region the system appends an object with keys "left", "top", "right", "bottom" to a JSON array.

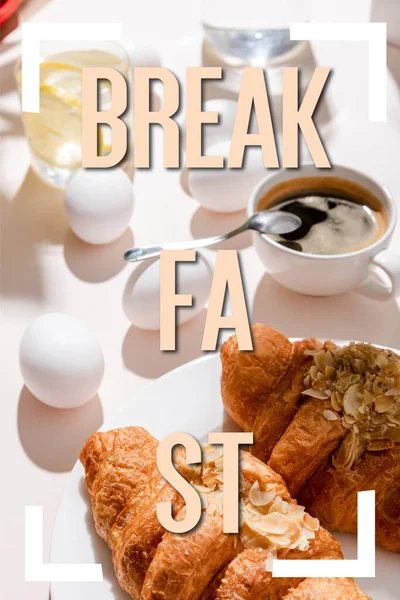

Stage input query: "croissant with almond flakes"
[
  {"left": 220, "top": 323, "right": 400, "bottom": 553},
  {"left": 80, "top": 425, "right": 370, "bottom": 599}
]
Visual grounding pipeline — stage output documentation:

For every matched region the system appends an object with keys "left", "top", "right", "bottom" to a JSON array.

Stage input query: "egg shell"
[
  {"left": 182, "top": 99, "right": 258, "bottom": 152},
  {"left": 123, "top": 253, "right": 212, "bottom": 330},
  {"left": 201, "top": 99, "right": 239, "bottom": 150},
  {"left": 19, "top": 313, "right": 104, "bottom": 409},
  {"left": 188, "top": 141, "right": 267, "bottom": 213},
  {"left": 65, "top": 167, "right": 134, "bottom": 245}
]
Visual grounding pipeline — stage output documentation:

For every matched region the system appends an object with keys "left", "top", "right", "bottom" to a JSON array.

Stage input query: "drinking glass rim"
[{"left": 14, "top": 42, "right": 130, "bottom": 82}]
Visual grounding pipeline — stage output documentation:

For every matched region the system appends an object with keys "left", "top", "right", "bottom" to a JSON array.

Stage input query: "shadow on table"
[
  {"left": 0, "top": 106, "right": 24, "bottom": 137},
  {"left": 1, "top": 166, "right": 68, "bottom": 307},
  {"left": 17, "top": 387, "right": 104, "bottom": 473},
  {"left": 9, "top": 166, "right": 67, "bottom": 244},
  {"left": 64, "top": 227, "right": 133, "bottom": 283},
  {"left": 388, "top": 43, "right": 400, "bottom": 89},
  {"left": 252, "top": 273, "right": 400, "bottom": 347},
  {"left": 122, "top": 309, "right": 207, "bottom": 379},
  {"left": 0, "top": 52, "right": 21, "bottom": 99},
  {"left": 189, "top": 207, "right": 252, "bottom": 251}
]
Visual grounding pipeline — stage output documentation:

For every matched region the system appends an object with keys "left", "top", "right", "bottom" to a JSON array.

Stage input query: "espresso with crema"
[{"left": 257, "top": 177, "right": 388, "bottom": 256}]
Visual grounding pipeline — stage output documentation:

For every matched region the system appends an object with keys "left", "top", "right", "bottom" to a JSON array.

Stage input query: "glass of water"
[
  {"left": 202, "top": 0, "right": 308, "bottom": 66},
  {"left": 15, "top": 41, "right": 131, "bottom": 188}
]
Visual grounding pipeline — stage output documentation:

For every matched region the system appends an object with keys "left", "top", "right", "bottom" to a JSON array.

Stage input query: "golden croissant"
[
  {"left": 80, "top": 425, "right": 370, "bottom": 599},
  {"left": 220, "top": 323, "right": 400, "bottom": 554}
]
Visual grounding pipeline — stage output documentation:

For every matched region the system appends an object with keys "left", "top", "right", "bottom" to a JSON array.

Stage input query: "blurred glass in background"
[{"left": 202, "top": 0, "right": 308, "bottom": 66}]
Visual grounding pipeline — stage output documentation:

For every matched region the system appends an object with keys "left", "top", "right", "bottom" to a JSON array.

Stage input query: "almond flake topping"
[
  {"left": 249, "top": 481, "right": 276, "bottom": 507},
  {"left": 304, "top": 343, "right": 400, "bottom": 469},
  {"left": 180, "top": 446, "right": 320, "bottom": 556},
  {"left": 323, "top": 410, "right": 338, "bottom": 421}
]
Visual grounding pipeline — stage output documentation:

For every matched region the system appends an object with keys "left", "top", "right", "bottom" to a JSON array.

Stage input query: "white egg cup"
[{"left": 123, "top": 252, "right": 213, "bottom": 330}]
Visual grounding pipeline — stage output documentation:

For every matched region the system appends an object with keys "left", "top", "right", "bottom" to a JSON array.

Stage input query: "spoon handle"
[{"left": 124, "top": 223, "right": 249, "bottom": 262}]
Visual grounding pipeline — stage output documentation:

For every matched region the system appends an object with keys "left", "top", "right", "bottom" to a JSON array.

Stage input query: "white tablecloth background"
[{"left": 1, "top": 1, "right": 400, "bottom": 598}]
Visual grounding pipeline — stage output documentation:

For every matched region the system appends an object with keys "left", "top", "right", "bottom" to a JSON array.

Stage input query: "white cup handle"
[{"left": 356, "top": 249, "right": 400, "bottom": 301}]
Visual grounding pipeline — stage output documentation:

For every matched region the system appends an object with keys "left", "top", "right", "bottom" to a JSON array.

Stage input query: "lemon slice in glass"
[
  {"left": 22, "top": 81, "right": 82, "bottom": 169},
  {"left": 16, "top": 50, "right": 125, "bottom": 174}
]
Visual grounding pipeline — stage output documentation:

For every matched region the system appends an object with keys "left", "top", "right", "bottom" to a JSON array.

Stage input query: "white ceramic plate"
[{"left": 51, "top": 342, "right": 400, "bottom": 600}]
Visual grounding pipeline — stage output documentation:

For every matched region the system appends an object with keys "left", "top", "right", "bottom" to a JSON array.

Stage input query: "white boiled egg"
[
  {"left": 188, "top": 141, "right": 267, "bottom": 213},
  {"left": 65, "top": 167, "right": 134, "bottom": 245},
  {"left": 180, "top": 99, "right": 238, "bottom": 153},
  {"left": 123, "top": 253, "right": 212, "bottom": 330},
  {"left": 19, "top": 313, "right": 105, "bottom": 409},
  {"left": 200, "top": 99, "right": 239, "bottom": 150},
  {"left": 182, "top": 99, "right": 259, "bottom": 152}
]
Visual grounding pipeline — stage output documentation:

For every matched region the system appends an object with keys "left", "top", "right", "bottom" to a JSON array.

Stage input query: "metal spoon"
[{"left": 124, "top": 210, "right": 301, "bottom": 263}]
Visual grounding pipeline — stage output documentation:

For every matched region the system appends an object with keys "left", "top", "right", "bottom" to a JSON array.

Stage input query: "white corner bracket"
[
  {"left": 25, "top": 506, "right": 103, "bottom": 582},
  {"left": 273, "top": 490, "right": 376, "bottom": 578},
  {"left": 21, "top": 22, "right": 122, "bottom": 113},
  {"left": 290, "top": 22, "right": 387, "bottom": 122}
]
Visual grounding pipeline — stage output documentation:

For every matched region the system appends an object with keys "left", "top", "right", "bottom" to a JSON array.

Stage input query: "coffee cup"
[{"left": 248, "top": 164, "right": 400, "bottom": 300}]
